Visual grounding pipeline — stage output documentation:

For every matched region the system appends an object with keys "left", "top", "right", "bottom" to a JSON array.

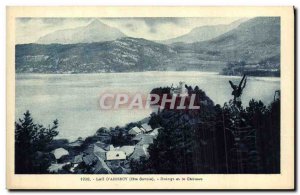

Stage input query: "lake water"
[{"left": 16, "top": 72, "right": 280, "bottom": 141}]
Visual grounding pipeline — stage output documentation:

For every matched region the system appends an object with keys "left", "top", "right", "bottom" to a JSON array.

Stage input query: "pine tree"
[{"left": 15, "top": 111, "right": 59, "bottom": 173}]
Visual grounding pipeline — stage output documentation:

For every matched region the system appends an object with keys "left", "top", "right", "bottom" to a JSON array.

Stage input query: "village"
[
  {"left": 48, "top": 121, "right": 160, "bottom": 174},
  {"left": 47, "top": 82, "right": 203, "bottom": 174}
]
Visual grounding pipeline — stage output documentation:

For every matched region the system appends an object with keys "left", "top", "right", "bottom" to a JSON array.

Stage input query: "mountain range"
[
  {"left": 16, "top": 37, "right": 176, "bottom": 73},
  {"left": 16, "top": 17, "right": 280, "bottom": 75},
  {"left": 172, "top": 17, "right": 280, "bottom": 62},
  {"left": 161, "top": 19, "right": 247, "bottom": 44}
]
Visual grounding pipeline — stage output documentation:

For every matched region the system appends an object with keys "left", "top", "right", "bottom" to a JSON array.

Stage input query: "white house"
[
  {"left": 128, "top": 126, "right": 142, "bottom": 135},
  {"left": 119, "top": 146, "right": 135, "bottom": 157},
  {"left": 106, "top": 151, "right": 126, "bottom": 161}
]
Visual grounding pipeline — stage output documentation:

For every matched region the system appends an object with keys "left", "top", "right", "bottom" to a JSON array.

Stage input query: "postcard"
[{"left": 6, "top": 6, "right": 295, "bottom": 190}]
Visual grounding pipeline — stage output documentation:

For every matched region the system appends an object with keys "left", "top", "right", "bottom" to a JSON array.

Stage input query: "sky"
[{"left": 16, "top": 17, "right": 244, "bottom": 44}]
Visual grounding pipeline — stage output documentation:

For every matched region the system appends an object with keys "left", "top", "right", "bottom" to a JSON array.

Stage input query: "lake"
[{"left": 16, "top": 72, "right": 280, "bottom": 141}]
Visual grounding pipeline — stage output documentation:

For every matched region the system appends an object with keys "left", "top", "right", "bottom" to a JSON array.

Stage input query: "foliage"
[
  {"left": 131, "top": 92, "right": 280, "bottom": 174},
  {"left": 15, "top": 111, "right": 59, "bottom": 174}
]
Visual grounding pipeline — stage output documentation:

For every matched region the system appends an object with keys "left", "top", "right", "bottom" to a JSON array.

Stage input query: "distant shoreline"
[{"left": 15, "top": 70, "right": 280, "bottom": 78}]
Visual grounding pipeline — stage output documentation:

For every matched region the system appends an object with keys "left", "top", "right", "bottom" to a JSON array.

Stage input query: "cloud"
[
  {"left": 143, "top": 18, "right": 183, "bottom": 26},
  {"left": 125, "top": 23, "right": 137, "bottom": 32},
  {"left": 16, "top": 18, "right": 93, "bottom": 44},
  {"left": 143, "top": 18, "right": 184, "bottom": 34},
  {"left": 102, "top": 17, "right": 186, "bottom": 35}
]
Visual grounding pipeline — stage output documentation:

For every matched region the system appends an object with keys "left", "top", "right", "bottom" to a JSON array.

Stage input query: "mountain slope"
[
  {"left": 16, "top": 37, "right": 176, "bottom": 73},
  {"left": 172, "top": 17, "right": 280, "bottom": 63},
  {"left": 191, "top": 17, "right": 280, "bottom": 63},
  {"left": 162, "top": 19, "right": 246, "bottom": 44},
  {"left": 37, "top": 20, "right": 126, "bottom": 44}
]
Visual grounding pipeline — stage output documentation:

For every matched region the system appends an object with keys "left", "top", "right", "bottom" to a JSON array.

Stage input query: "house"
[
  {"left": 93, "top": 156, "right": 113, "bottom": 174},
  {"left": 106, "top": 151, "right": 126, "bottom": 161},
  {"left": 51, "top": 148, "right": 69, "bottom": 160},
  {"left": 137, "top": 135, "right": 154, "bottom": 146},
  {"left": 141, "top": 124, "right": 152, "bottom": 133},
  {"left": 68, "top": 139, "right": 83, "bottom": 147},
  {"left": 132, "top": 134, "right": 144, "bottom": 141},
  {"left": 130, "top": 145, "right": 149, "bottom": 161},
  {"left": 94, "top": 141, "right": 109, "bottom": 151},
  {"left": 93, "top": 144, "right": 106, "bottom": 160},
  {"left": 132, "top": 134, "right": 154, "bottom": 145},
  {"left": 81, "top": 153, "right": 112, "bottom": 174},
  {"left": 137, "top": 135, "right": 154, "bottom": 145},
  {"left": 106, "top": 150, "right": 127, "bottom": 168},
  {"left": 119, "top": 146, "right": 135, "bottom": 157},
  {"left": 128, "top": 126, "right": 142, "bottom": 135},
  {"left": 73, "top": 154, "right": 83, "bottom": 164},
  {"left": 132, "top": 134, "right": 145, "bottom": 144}
]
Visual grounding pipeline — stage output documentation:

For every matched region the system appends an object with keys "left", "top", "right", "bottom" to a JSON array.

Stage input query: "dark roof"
[{"left": 83, "top": 154, "right": 97, "bottom": 166}]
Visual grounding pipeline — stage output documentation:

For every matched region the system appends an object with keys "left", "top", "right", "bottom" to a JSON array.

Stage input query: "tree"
[
  {"left": 131, "top": 86, "right": 280, "bottom": 174},
  {"left": 15, "top": 111, "right": 59, "bottom": 174}
]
